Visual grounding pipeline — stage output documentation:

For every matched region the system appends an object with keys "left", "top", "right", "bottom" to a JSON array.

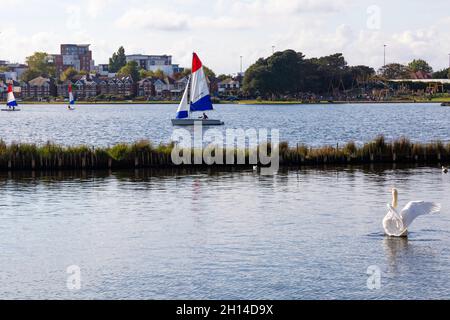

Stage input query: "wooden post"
[
  {"left": 108, "top": 158, "right": 112, "bottom": 169},
  {"left": 31, "top": 158, "right": 35, "bottom": 170}
]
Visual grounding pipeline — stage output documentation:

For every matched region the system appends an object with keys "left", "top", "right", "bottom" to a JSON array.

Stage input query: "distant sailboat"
[
  {"left": 2, "top": 83, "right": 20, "bottom": 112},
  {"left": 171, "top": 53, "right": 224, "bottom": 126},
  {"left": 67, "top": 83, "right": 75, "bottom": 110}
]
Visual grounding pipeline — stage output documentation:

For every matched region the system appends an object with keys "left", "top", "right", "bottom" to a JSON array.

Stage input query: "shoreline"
[
  {"left": 1, "top": 137, "right": 448, "bottom": 172},
  {"left": 16, "top": 99, "right": 450, "bottom": 105}
]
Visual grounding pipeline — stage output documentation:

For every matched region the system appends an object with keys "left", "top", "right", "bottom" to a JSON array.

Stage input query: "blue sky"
[{"left": 1, "top": 0, "right": 449, "bottom": 74}]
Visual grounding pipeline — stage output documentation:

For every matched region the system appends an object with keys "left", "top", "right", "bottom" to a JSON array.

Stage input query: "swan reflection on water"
[{"left": 382, "top": 235, "right": 439, "bottom": 276}]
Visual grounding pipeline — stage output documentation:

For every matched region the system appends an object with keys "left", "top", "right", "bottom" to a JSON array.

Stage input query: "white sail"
[{"left": 175, "top": 77, "right": 190, "bottom": 119}]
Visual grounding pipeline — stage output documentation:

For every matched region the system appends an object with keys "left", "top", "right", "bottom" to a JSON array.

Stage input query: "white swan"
[{"left": 383, "top": 188, "right": 441, "bottom": 237}]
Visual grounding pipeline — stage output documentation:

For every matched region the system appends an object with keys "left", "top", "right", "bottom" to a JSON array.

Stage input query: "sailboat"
[
  {"left": 2, "top": 83, "right": 20, "bottom": 112},
  {"left": 171, "top": 53, "right": 224, "bottom": 126},
  {"left": 67, "top": 83, "right": 75, "bottom": 110}
]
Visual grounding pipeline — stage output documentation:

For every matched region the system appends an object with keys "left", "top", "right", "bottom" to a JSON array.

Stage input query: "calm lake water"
[
  {"left": 1, "top": 166, "right": 449, "bottom": 300},
  {"left": 0, "top": 103, "right": 448, "bottom": 146}
]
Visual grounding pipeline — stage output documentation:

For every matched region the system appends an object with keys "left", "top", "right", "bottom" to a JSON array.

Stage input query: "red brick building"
[{"left": 51, "top": 44, "right": 94, "bottom": 75}]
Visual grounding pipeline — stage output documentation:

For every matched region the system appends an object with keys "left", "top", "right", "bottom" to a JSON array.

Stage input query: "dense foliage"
[
  {"left": 108, "top": 46, "right": 127, "bottom": 73},
  {"left": 20, "top": 52, "right": 56, "bottom": 81},
  {"left": 242, "top": 50, "right": 375, "bottom": 98}
]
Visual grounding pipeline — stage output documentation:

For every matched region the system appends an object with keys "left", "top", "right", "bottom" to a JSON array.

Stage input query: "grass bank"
[{"left": 0, "top": 136, "right": 449, "bottom": 171}]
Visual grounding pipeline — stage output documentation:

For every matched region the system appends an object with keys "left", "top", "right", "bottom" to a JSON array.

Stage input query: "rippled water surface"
[
  {"left": 0, "top": 103, "right": 449, "bottom": 146},
  {"left": 1, "top": 166, "right": 450, "bottom": 299}
]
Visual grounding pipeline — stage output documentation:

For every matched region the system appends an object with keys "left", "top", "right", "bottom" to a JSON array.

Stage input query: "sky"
[{"left": 1, "top": 0, "right": 449, "bottom": 74}]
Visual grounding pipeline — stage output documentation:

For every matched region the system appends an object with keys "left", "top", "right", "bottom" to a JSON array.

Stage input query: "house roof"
[
  {"left": 28, "top": 76, "right": 51, "bottom": 86},
  {"left": 389, "top": 79, "right": 450, "bottom": 84},
  {"left": 411, "top": 71, "right": 432, "bottom": 80},
  {"left": 219, "top": 78, "right": 240, "bottom": 85}
]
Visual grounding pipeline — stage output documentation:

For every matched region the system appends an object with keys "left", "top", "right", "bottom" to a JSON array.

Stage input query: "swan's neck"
[{"left": 392, "top": 191, "right": 398, "bottom": 209}]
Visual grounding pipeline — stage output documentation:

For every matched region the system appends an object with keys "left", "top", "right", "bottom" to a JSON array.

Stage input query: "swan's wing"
[{"left": 400, "top": 201, "right": 441, "bottom": 228}]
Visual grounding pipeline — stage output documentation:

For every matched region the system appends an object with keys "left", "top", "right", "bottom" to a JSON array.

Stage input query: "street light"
[
  {"left": 384, "top": 44, "right": 387, "bottom": 67},
  {"left": 272, "top": 45, "right": 275, "bottom": 54},
  {"left": 240, "top": 56, "right": 243, "bottom": 73}
]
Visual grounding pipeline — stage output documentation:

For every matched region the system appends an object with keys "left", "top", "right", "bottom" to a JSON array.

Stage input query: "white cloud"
[
  {"left": 116, "top": 8, "right": 189, "bottom": 31},
  {"left": 216, "top": 0, "right": 353, "bottom": 16},
  {"left": 87, "top": 0, "right": 113, "bottom": 18},
  {"left": 2, "top": 0, "right": 450, "bottom": 74}
]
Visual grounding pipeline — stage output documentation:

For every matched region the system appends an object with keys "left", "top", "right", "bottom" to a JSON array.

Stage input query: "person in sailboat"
[{"left": 202, "top": 112, "right": 208, "bottom": 119}]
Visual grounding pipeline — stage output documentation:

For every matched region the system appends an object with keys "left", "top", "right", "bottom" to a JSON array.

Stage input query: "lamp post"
[
  {"left": 384, "top": 44, "right": 387, "bottom": 67},
  {"left": 272, "top": 45, "right": 275, "bottom": 54},
  {"left": 240, "top": 56, "right": 243, "bottom": 73}
]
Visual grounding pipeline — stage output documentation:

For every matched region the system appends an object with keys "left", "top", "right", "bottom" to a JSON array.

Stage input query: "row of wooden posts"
[{"left": 0, "top": 149, "right": 447, "bottom": 171}]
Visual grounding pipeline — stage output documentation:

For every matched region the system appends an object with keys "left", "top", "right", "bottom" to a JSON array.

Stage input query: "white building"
[{"left": 126, "top": 54, "right": 179, "bottom": 76}]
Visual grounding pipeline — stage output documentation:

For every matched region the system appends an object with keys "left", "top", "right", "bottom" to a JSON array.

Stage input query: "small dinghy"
[
  {"left": 171, "top": 53, "right": 224, "bottom": 126},
  {"left": 1, "top": 84, "right": 21, "bottom": 111},
  {"left": 67, "top": 83, "right": 76, "bottom": 110}
]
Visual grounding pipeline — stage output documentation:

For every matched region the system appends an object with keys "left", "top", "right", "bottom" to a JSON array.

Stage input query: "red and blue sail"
[
  {"left": 68, "top": 83, "right": 75, "bottom": 105},
  {"left": 175, "top": 53, "right": 214, "bottom": 119},
  {"left": 7, "top": 84, "right": 18, "bottom": 107},
  {"left": 189, "top": 53, "right": 214, "bottom": 112}
]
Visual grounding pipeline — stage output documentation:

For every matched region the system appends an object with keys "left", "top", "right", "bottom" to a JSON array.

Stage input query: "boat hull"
[
  {"left": 172, "top": 119, "right": 224, "bottom": 126},
  {"left": 441, "top": 103, "right": 450, "bottom": 107},
  {"left": 1, "top": 109, "right": 21, "bottom": 112}
]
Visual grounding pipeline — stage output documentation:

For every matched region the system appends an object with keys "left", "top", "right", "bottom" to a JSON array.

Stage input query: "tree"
[
  {"left": 180, "top": 68, "right": 191, "bottom": 78},
  {"left": 180, "top": 66, "right": 215, "bottom": 79},
  {"left": 20, "top": 69, "right": 41, "bottom": 82},
  {"left": 139, "top": 69, "right": 155, "bottom": 79},
  {"left": 109, "top": 46, "right": 127, "bottom": 73},
  {"left": 243, "top": 50, "right": 317, "bottom": 97},
  {"left": 349, "top": 65, "right": 376, "bottom": 83},
  {"left": 60, "top": 67, "right": 79, "bottom": 82},
  {"left": 408, "top": 59, "right": 433, "bottom": 74},
  {"left": 203, "top": 66, "right": 216, "bottom": 79},
  {"left": 217, "top": 74, "right": 232, "bottom": 82},
  {"left": 243, "top": 50, "right": 378, "bottom": 97},
  {"left": 432, "top": 68, "right": 449, "bottom": 79},
  {"left": 153, "top": 69, "right": 165, "bottom": 79},
  {"left": 21, "top": 52, "right": 56, "bottom": 81},
  {"left": 117, "top": 61, "right": 140, "bottom": 81},
  {"left": 378, "top": 63, "right": 411, "bottom": 79}
]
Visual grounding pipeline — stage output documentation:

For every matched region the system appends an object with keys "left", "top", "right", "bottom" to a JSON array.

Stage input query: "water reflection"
[
  {"left": 383, "top": 237, "right": 410, "bottom": 274},
  {"left": 1, "top": 164, "right": 450, "bottom": 299}
]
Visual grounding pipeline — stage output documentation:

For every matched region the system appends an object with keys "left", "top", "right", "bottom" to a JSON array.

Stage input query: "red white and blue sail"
[
  {"left": 189, "top": 53, "right": 214, "bottom": 112},
  {"left": 7, "top": 84, "right": 18, "bottom": 107},
  {"left": 68, "top": 83, "right": 75, "bottom": 105}
]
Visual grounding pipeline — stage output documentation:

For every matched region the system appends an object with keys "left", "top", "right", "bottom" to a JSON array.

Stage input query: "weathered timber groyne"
[{"left": 1, "top": 136, "right": 449, "bottom": 171}]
